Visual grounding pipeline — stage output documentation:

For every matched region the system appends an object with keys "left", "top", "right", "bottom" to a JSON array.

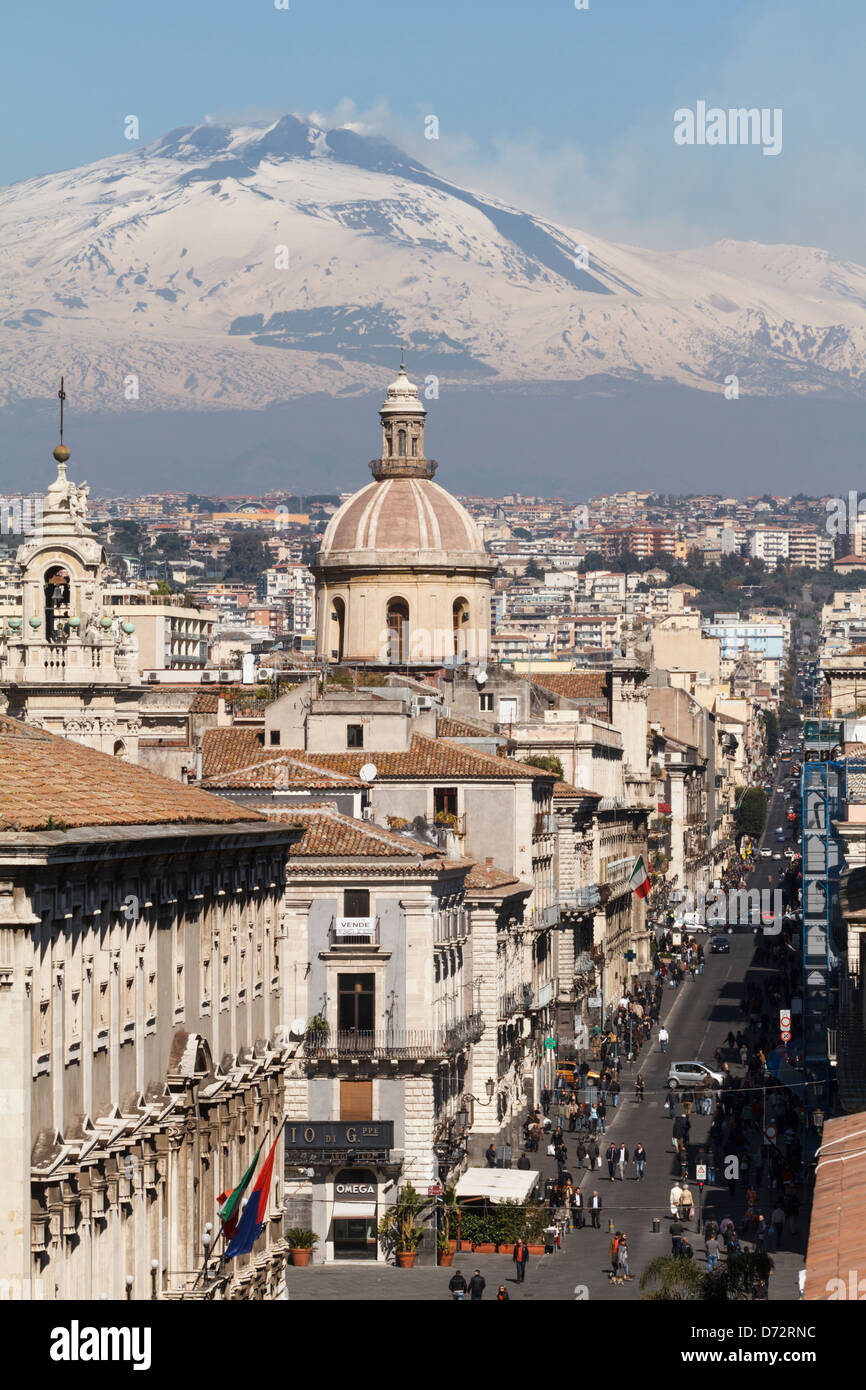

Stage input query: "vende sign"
[{"left": 780, "top": 1010, "right": 792, "bottom": 1031}]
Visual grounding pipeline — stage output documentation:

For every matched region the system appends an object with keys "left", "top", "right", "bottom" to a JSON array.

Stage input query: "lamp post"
[{"left": 149, "top": 1259, "right": 159, "bottom": 1301}]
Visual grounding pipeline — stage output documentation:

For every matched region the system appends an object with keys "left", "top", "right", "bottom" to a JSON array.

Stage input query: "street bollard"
[
  {"left": 608, "top": 1218, "right": 615, "bottom": 1234},
  {"left": 652, "top": 1217, "right": 660, "bottom": 1233}
]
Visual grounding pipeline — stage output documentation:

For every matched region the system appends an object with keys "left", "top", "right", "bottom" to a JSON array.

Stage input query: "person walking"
[
  {"left": 496, "top": 1284, "right": 510, "bottom": 1301},
  {"left": 634, "top": 1072, "right": 645, "bottom": 1102},
  {"left": 669, "top": 1217, "right": 685, "bottom": 1257},
  {"left": 616, "top": 1142, "right": 629, "bottom": 1181},
  {"left": 606, "top": 1141, "right": 617, "bottom": 1182},
  {"left": 485, "top": 1142, "right": 496, "bottom": 1168},
  {"left": 771, "top": 1204, "right": 785, "bottom": 1247},
  {"left": 513, "top": 1238, "right": 529, "bottom": 1283},
  {"left": 590, "top": 1191, "right": 603, "bottom": 1228},
  {"left": 449, "top": 1269, "right": 468, "bottom": 1301},
  {"left": 633, "top": 1142, "right": 647, "bottom": 1180},
  {"left": 608, "top": 1230, "right": 622, "bottom": 1283},
  {"left": 597, "top": 1099, "right": 607, "bottom": 1135},
  {"left": 617, "top": 1232, "right": 632, "bottom": 1281},
  {"left": 587, "top": 1137, "right": 600, "bottom": 1171},
  {"left": 541, "top": 1086, "right": 551, "bottom": 1117},
  {"left": 573, "top": 1187, "right": 584, "bottom": 1229},
  {"left": 706, "top": 1233, "right": 721, "bottom": 1274},
  {"left": 659, "top": 1025, "right": 669, "bottom": 1053},
  {"left": 468, "top": 1269, "right": 486, "bottom": 1301}
]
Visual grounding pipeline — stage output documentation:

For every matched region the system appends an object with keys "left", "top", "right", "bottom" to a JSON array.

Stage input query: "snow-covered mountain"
[{"left": 2, "top": 113, "right": 866, "bottom": 413}]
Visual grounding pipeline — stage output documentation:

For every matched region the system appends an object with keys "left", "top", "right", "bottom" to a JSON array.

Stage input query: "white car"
[{"left": 760, "top": 848, "right": 772, "bottom": 859}]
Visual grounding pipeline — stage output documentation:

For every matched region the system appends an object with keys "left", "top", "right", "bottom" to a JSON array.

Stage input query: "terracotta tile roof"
[
  {"left": 190, "top": 691, "right": 220, "bottom": 714},
  {"left": 530, "top": 671, "right": 609, "bottom": 701},
  {"left": 553, "top": 779, "right": 602, "bottom": 799},
  {"left": 311, "top": 734, "right": 547, "bottom": 782},
  {"left": 464, "top": 859, "right": 526, "bottom": 891},
  {"left": 203, "top": 752, "right": 363, "bottom": 791},
  {"left": 437, "top": 717, "right": 504, "bottom": 740},
  {"left": 0, "top": 718, "right": 264, "bottom": 831},
  {"left": 284, "top": 807, "right": 445, "bottom": 860},
  {"left": 804, "top": 1112, "right": 866, "bottom": 1299},
  {"left": 201, "top": 727, "right": 268, "bottom": 777}
]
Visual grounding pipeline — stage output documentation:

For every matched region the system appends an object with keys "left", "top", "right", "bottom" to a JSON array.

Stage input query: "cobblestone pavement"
[{"left": 287, "top": 909, "right": 808, "bottom": 1301}]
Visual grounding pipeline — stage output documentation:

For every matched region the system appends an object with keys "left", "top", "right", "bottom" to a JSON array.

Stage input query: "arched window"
[
  {"left": 386, "top": 598, "right": 409, "bottom": 664},
  {"left": 398, "top": 429, "right": 406, "bottom": 457},
  {"left": 452, "top": 597, "right": 470, "bottom": 656},
  {"left": 43, "top": 565, "right": 71, "bottom": 643},
  {"left": 330, "top": 596, "right": 345, "bottom": 662},
  {"left": 113, "top": 740, "right": 127, "bottom": 760}
]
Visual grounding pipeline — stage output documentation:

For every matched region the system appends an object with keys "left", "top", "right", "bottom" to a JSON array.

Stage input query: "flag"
[
  {"left": 628, "top": 855, "right": 651, "bottom": 899},
  {"left": 217, "top": 1141, "right": 263, "bottom": 1240},
  {"left": 224, "top": 1127, "right": 282, "bottom": 1259},
  {"left": 657, "top": 801, "right": 672, "bottom": 815}
]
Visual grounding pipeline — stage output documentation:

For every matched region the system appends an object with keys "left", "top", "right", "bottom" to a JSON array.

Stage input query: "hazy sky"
[{"left": 3, "top": 0, "right": 864, "bottom": 262}]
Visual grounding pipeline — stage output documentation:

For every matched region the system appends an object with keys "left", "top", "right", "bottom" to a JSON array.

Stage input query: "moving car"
[
  {"left": 667, "top": 1061, "right": 724, "bottom": 1090},
  {"left": 710, "top": 935, "right": 730, "bottom": 953},
  {"left": 760, "top": 847, "right": 772, "bottom": 859}
]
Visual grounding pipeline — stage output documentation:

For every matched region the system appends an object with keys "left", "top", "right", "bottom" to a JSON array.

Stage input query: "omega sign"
[
  {"left": 335, "top": 1181, "right": 377, "bottom": 1199},
  {"left": 284, "top": 1122, "right": 394, "bottom": 1151}
]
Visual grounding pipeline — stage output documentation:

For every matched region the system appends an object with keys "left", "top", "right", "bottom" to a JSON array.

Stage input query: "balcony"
[
  {"left": 562, "top": 884, "right": 601, "bottom": 911},
  {"left": 529, "top": 901, "right": 560, "bottom": 930},
  {"left": 434, "top": 909, "right": 469, "bottom": 946},
  {"left": 529, "top": 979, "right": 557, "bottom": 1012},
  {"left": 303, "top": 1012, "right": 484, "bottom": 1062},
  {"left": 534, "top": 812, "right": 557, "bottom": 838},
  {"left": 328, "top": 916, "right": 379, "bottom": 948},
  {"left": 497, "top": 983, "right": 533, "bottom": 1020}
]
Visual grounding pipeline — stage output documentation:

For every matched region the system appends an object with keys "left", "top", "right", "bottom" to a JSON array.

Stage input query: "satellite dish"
[
  {"left": 289, "top": 1017, "right": 306, "bottom": 1038},
  {"left": 476, "top": 669, "right": 488, "bottom": 686},
  {"left": 359, "top": 763, "right": 378, "bottom": 783}
]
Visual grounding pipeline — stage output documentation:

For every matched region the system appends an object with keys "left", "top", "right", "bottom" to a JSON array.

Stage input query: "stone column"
[
  {"left": 402, "top": 1074, "right": 436, "bottom": 1187},
  {"left": 466, "top": 900, "right": 499, "bottom": 1161}
]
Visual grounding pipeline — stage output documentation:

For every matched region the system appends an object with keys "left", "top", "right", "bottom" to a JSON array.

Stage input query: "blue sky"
[{"left": 2, "top": 0, "right": 864, "bottom": 257}]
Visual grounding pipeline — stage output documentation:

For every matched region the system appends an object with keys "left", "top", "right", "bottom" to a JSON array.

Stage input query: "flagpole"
[{"left": 195, "top": 1116, "right": 288, "bottom": 1292}]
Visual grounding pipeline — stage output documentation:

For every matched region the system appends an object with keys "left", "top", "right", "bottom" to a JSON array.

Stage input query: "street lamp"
[
  {"left": 125, "top": 1274, "right": 134, "bottom": 1300},
  {"left": 150, "top": 1259, "right": 159, "bottom": 1301}
]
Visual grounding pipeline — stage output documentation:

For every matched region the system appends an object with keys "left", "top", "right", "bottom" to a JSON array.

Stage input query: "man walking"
[
  {"left": 597, "top": 1099, "right": 607, "bottom": 1134},
  {"left": 705, "top": 1233, "right": 721, "bottom": 1274},
  {"left": 670, "top": 1217, "right": 685, "bottom": 1257},
  {"left": 616, "top": 1142, "right": 629, "bottom": 1181},
  {"left": 468, "top": 1269, "right": 486, "bottom": 1301},
  {"left": 590, "top": 1191, "right": 603, "bottom": 1228},
  {"left": 449, "top": 1269, "right": 468, "bottom": 1300},
  {"left": 485, "top": 1142, "right": 496, "bottom": 1168},
  {"left": 633, "top": 1142, "right": 647, "bottom": 1180},
  {"left": 659, "top": 1025, "right": 669, "bottom": 1053},
  {"left": 513, "top": 1238, "right": 529, "bottom": 1283},
  {"left": 606, "top": 1141, "right": 617, "bottom": 1182}
]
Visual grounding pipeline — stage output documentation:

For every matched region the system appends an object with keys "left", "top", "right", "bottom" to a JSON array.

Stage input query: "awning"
[
  {"left": 333, "top": 1201, "right": 377, "bottom": 1219},
  {"left": 454, "top": 1167, "right": 540, "bottom": 1204}
]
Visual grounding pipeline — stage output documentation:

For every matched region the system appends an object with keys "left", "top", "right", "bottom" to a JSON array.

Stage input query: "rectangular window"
[
  {"left": 343, "top": 888, "right": 370, "bottom": 918},
  {"left": 337, "top": 974, "right": 375, "bottom": 1034},
  {"left": 434, "top": 787, "right": 458, "bottom": 819},
  {"left": 347, "top": 724, "right": 364, "bottom": 749},
  {"left": 479, "top": 692, "right": 493, "bottom": 711},
  {"left": 269, "top": 730, "right": 281, "bottom": 746},
  {"left": 340, "top": 1080, "right": 373, "bottom": 1122}
]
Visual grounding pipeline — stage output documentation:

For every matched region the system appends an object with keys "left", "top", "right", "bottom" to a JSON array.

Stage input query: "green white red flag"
[{"left": 629, "top": 855, "right": 651, "bottom": 899}]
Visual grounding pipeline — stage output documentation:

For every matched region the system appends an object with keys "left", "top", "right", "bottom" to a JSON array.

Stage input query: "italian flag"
[{"left": 629, "top": 855, "right": 651, "bottom": 899}]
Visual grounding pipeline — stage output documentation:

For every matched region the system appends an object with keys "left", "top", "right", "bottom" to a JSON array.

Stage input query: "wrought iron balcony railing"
[{"left": 303, "top": 1012, "right": 484, "bottom": 1062}]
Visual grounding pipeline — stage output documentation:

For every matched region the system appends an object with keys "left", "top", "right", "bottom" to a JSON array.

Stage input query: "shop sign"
[{"left": 285, "top": 1121, "right": 394, "bottom": 1150}]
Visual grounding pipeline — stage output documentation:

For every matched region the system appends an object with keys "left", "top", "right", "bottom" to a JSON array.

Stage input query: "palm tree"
[{"left": 639, "top": 1255, "right": 705, "bottom": 1300}]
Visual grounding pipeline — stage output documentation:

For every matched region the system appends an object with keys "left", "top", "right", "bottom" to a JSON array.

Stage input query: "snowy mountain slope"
[{"left": 1, "top": 113, "right": 866, "bottom": 413}]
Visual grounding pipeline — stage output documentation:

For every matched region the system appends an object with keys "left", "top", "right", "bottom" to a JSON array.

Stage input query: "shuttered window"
[{"left": 340, "top": 1080, "right": 373, "bottom": 1122}]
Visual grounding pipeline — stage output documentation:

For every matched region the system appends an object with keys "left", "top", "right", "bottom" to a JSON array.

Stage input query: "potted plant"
[
  {"left": 494, "top": 1199, "right": 523, "bottom": 1254},
  {"left": 438, "top": 1185, "right": 459, "bottom": 1262},
  {"left": 475, "top": 1213, "right": 496, "bottom": 1254},
  {"left": 386, "top": 815, "right": 409, "bottom": 830},
  {"left": 434, "top": 810, "right": 458, "bottom": 827},
  {"left": 286, "top": 1227, "right": 319, "bottom": 1267},
  {"left": 437, "top": 1227, "right": 453, "bottom": 1266},
  {"left": 305, "top": 1015, "right": 330, "bottom": 1055},
  {"left": 378, "top": 1182, "right": 430, "bottom": 1268},
  {"left": 523, "top": 1203, "right": 547, "bottom": 1255}
]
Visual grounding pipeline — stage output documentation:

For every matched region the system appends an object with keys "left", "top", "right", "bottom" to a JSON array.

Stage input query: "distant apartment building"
[
  {"left": 587, "top": 526, "right": 676, "bottom": 561},
  {"left": 748, "top": 528, "right": 789, "bottom": 569},
  {"left": 702, "top": 612, "right": 786, "bottom": 665}
]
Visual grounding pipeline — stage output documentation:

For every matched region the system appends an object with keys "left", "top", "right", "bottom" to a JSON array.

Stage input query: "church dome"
[{"left": 315, "top": 365, "right": 493, "bottom": 573}]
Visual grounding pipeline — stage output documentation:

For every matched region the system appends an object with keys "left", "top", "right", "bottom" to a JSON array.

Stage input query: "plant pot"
[
  {"left": 289, "top": 1248, "right": 312, "bottom": 1267},
  {"left": 460, "top": 1240, "right": 473, "bottom": 1252},
  {"left": 395, "top": 1251, "right": 416, "bottom": 1269},
  {"left": 476, "top": 1243, "right": 496, "bottom": 1254},
  {"left": 528, "top": 1245, "right": 545, "bottom": 1255},
  {"left": 498, "top": 1244, "right": 515, "bottom": 1255},
  {"left": 437, "top": 1251, "right": 454, "bottom": 1267},
  {"left": 447, "top": 1239, "right": 458, "bottom": 1253}
]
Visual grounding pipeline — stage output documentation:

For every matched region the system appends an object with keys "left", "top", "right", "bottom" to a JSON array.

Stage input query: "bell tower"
[{"left": 372, "top": 357, "right": 436, "bottom": 480}]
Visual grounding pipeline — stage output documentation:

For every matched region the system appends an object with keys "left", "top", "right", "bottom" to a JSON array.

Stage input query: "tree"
[
  {"left": 578, "top": 552, "right": 607, "bottom": 573},
  {"left": 225, "top": 531, "right": 270, "bottom": 583},
  {"left": 735, "top": 787, "right": 767, "bottom": 840},
  {"left": 524, "top": 557, "right": 544, "bottom": 580},
  {"left": 155, "top": 532, "right": 189, "bottom": 560},
  {"left": 639, "top": 1255, "right": 705, "bottom": 1300},
  {"left": 521, "top": 754, "right": 564, "bottom": 778},
  {"left": 762, "top": 709, "right": 780, "bottom": 758}
]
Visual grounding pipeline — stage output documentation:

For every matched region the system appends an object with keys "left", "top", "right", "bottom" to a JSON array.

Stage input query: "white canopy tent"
[{"left": 454, "top": 1168, "right": 541, "bottom": 1204}]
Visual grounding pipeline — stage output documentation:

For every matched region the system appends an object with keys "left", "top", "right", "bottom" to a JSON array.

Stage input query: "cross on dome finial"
[{"left": 53, "top": 376, "right": 71, "bottom": 468}]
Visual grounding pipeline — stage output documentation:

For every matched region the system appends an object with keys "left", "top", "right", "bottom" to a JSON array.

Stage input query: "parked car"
[
  {"left": 710, "top": 935, "right": 730, "bottom": 953},
  {"left": 667, "top": 1061, "right": 724, "bottom": 1090}
]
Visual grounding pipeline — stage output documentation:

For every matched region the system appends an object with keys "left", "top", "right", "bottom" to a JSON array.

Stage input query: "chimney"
[{"left": 485, "top": 857, "right": 494, "bottom": 869}]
